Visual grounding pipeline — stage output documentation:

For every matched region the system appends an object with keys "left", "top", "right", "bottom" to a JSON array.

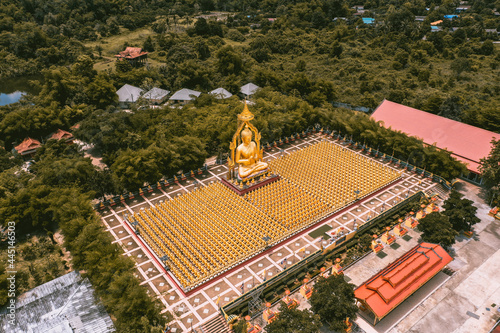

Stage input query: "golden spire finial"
[{"left": 237, "top": 100, "right": 254, "bottom": 122}]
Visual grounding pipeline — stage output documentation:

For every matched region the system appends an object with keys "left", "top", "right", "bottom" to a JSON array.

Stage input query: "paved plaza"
[{"left": 99, "top": 133, "right": 440, "bottom": 332}]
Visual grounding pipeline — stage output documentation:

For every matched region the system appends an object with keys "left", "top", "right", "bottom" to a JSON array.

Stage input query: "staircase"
[
  {"left": 200, "top": 314, "right": 232, "bottom": 333},
  {"left": 426, "top": 183, "right": 450, "bottom": 200}
]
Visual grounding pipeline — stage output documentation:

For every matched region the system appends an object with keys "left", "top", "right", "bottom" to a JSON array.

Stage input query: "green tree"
[
  {"left": 309, "top": 274, "right": 358, "bottom": 331},
  {"left": 216, "top": 45, "right": 243, "bottom": 75},
  {"left": 110, "top": 146, "right": 163, "bottom": 191},
  {"left": 417, "top": 212, "right": 457, "bottom": 247},
  {"left": 443, "top": 189, "right": 480, "bottom": 232},
  {"left": 266, "top": 301, "right": 322, "bottom": 333},
  {"left": 450, "top": 57, "right": 471, "bottom": 78},
  {"left": 479, "top": 139, "right": 500, "bottom": 205}
]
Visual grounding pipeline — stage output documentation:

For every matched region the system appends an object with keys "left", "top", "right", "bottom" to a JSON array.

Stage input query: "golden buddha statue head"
[{"left": 241, "top": 127, "right": 252, "bottom": 144}]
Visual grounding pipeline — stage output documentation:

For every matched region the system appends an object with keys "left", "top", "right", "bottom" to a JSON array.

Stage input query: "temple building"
[
  {"left": 115, "top": 47, "right": 148, "bottom": 66},
  {"left": 50, "top": 129, "right": 74, "bottom": 144},
  {"left": 371, "top": 99, "right": 500, "bottom": 184},
  {"left": 354, "top": 243, "right": 453, "bottom": 325},
  {"left": 13, "top": 137, "right": 41, "bottom": 158}
]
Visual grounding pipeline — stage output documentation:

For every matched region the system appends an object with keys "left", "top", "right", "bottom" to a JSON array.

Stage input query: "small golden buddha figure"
[{"left": 235, "top": 127, "right": 268, "bottom": 179}]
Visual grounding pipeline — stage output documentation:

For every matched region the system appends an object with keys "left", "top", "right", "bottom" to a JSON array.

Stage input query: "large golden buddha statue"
[
  {"left": 228, "top": 101, "right": 269, "bottom": 181},
  {"left": 235, "top": 127, "right": 268, "bottom": 179}
]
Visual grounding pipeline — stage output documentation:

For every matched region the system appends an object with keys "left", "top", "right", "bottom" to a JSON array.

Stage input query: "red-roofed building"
[
  {"left": 371, "top": 100, "right": 500, "bottom": 184},
  {"left": 115, "top": 47, "right": 148, "bottom": 66},
  {"left": 50, "top": 129, "right": 74, "bottom": 144},
  {"left": 14, "top": 138, "right": 41, "bottom": 158},
  {"left": 354, "top": 243, "right": 453, "bottom": 324}
]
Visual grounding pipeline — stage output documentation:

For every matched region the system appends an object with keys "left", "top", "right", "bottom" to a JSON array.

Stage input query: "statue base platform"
[{"left": 221, "top": 174, "right": 280, "bottom": 196}]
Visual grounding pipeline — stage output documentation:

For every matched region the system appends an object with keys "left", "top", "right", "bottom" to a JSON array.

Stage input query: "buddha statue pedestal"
[{"left": 221, "top": 173, "right": 280, "bottom": 196}]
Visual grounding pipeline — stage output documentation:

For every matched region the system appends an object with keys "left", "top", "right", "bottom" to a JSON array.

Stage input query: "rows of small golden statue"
[
  {"left": 371, "top": 197, "right": 440, "bottom": 253},
  {"left": 246, "top": 179, "right": 330, "bottom": 230},
  {"left": 134, "top": 183, "right": 288, "bottom": 288},
  {"left": 259, "top": 258, "right": 352, "bottom": 332},
  {"left": 270, "top": 141, "right": 401, "bottom": 210}
]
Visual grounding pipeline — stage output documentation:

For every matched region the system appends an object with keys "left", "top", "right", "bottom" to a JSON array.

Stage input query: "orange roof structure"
[
  {"left": 371, "top": 100, "right": 500, "bottom": 173},
  {"left": 14, "top": 138, "right": 41, "bottom": 156},
  {"left": 50, "top": 129, "right": 74, "bottom": 142},
  {"left": 354, "top": 243, "right": 452, "bottom": 323},
  {"left": 115, "top": 47, "right": 148, "bottom": 60}
]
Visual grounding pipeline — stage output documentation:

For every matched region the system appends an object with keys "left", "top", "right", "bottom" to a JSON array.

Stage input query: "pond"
[{"left": 0, "top": 75, "right": 42, "bottom": 106}]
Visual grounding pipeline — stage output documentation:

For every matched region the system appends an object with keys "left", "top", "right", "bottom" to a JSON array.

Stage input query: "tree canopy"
[
  {"left": 309, "top": 274, "right": 358, "bottom": 331},
  {"left": 417, "top": 212, "right": 458, "bottom": 248}
]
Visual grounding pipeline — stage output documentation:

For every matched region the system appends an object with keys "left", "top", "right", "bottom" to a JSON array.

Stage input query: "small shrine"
[
  {"left": 381, "top": 226, "right": 396, "bottom": 245},
  {"left": 394, "top": 220, "right": 408, "bottom": 237},
  {"left": 222, "top": 101, "right": 279, "bottom": 195},
  {"left": 263, "top": 302, "right": 277, "bottom": 324},
  {"left": 332, "top": 258, "right": 344, "bottom": 275},
  {"left": 404, "top": 212, "right": 418, "bottom": 229},
  {"left": 282, "top": 290, "right": 299, "bottom": 309},
  {"left": 371, "top": 234, "right": 384, "bottom": 253},
  {"left": 300, "top": 278, "right": 313, "bottom": 299},
  {"left": 244, "top": 315, "right": 262, "bottom": 333}
]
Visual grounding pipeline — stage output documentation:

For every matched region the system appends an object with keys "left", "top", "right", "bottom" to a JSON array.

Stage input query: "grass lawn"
[{"left": 308, "top": 224, "right": 333, "bottom": 240}]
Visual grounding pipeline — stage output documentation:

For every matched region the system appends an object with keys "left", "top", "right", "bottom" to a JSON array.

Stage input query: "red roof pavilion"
[
  {"left": 14, "top": 138, "right": 41, "bottom": 156},
  {"left": 371, "top": 100, "right": 500, "bottom": 174},
  {"left": 354, "top": 242, "right": 452, "bottom": 324},
  {"left": 50, "top": 129, "right": 74, "bottom": 143},
  {"left": 115, "top": 47, "right": 148, "bottom": 62}
]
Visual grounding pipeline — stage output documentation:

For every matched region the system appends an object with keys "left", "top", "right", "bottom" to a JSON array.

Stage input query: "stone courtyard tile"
[
  {"left": 286, "top": 237, "right": 307, "bottom": 253},
  {"left": 150, "top": 275, "right": 172, "bottom": 294},
  {"left": 248, "top": 257, "right": 272, "bottom": 274},
  {"left": 334, "top": 212, "right": 356, "bottom": 226},
  {"left": 268, "top": 247, "right": 292, "bottom": 264},
  {"left": 187, "top": 292, "right": 207, "bottom": 308},
  {"left": 179, "top": 311, "right": 200, "bottom": 329},
  {"left": 196, "top": 304, "right": 218, "bottom": 320},
  {"left": 130, "top": 249, "right": 150, "bottom": 265},
  {"left": 204, "top": 280, "right": 231, "bottom": 299},
  {"left": 164, "top": 289, "right": 182, "bottom": 306},
  {"left": 104, "top": 215, "right": 121, "bottom": 228},
  {"left": 226, "top": 268, "right": 253, "bottom": 288},
  {"left": 121, "top": 237, "right": 139, "bottom": 252},
  {"left": 364, "top": 198, "right": 382, "bottom": 209},
  {"left": 111, "top": 225, "right": 128, "bottom": 237},
  {"left": 140, "top": 261, "right": 160, "bottom": 279}
]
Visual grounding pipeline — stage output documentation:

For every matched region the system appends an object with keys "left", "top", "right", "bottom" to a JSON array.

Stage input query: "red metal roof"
[
  {"left": 50, "top": 129, "right": 74, "bottom": 141},
  {"left": 14, "top": 137, "right": 41, "bottom": 155},
  {"left": 371, "top": 100, "right": 500, "bottom": 173},
  {"left": 115, "top": 47, "right": 148, "bottom": 59},
  {"left": 354, "top": 243, "right": 452, "bottom": 320}
]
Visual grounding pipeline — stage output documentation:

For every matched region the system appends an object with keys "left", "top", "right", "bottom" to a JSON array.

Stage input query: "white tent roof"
[
  {"left": 169, "top": 88, "right": 201, "bottom": 101},
  {"left": 143, "top": 87, "right": 170, "bottom": 100},
  {"left": 116, "top": 84, "right": 143, "bottom": 103},
  {"left": 209, "top": 88, "right": 233, "bottom": 99},
  {"left": 240, "top": 83, "right": 259, "bottom": 96}
]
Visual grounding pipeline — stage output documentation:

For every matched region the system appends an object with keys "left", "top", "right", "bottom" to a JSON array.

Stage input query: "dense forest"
[{"left": 0, "top": 0, "right": 498, "bottom": 331}]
